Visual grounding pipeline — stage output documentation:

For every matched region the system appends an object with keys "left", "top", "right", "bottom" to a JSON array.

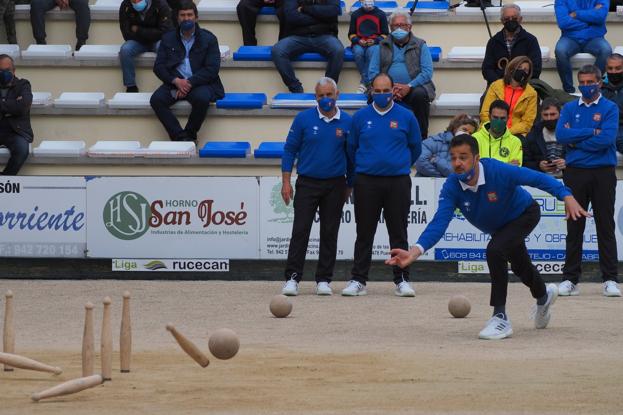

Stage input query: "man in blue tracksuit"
[
  {"left": 280, "top": 77, "right": 352, "bottom": 297},
  {"left": 387, "top": 134, "right": 588, "bottom": 339},
  {"left": 556, "top": 64, "right": 621, "bottom": 297},
  {"left": 343, "top": 73, "right": 422, "bottom": 297}
]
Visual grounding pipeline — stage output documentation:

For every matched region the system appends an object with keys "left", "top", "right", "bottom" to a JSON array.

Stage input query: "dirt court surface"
[{"left": 0, "top": 280, "right": 622, "bottom": 415}]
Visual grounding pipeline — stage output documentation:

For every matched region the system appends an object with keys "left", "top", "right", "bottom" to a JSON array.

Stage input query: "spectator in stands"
[
  {"left": 480, "top": 56, "right": 537, "bottom": 138},
  {"left": 280, "top": 77, "right": 352, "bottom": 297},
  {"left": 30, "top": 0, "right": 91, "bottom": 50},
  {"left": 556, "top": 64, "right": 620, "bottom": 297},
  {"left": 119, "top": 0, "right": 173, "bottom": 93},
  {"left": 348, "top": 0, "right": 388, "bottom": 93},
  {"left": 271, "top": 0, "right": 343, "bottom": 93},
  {"left": 237, "top": 0, "right": 285, "bottom": 46},
  {"left": 343, "top": 73, "right": 422, "bottom": 297},
  {"left": 368, "top": 10, "right": 435, "bottom": 138},
  {"left": 150, "top": 0, "right": 224, "bottom": 142},
  {"left": 473, "top": 99, "right": 523, "bottom": 165},
  {"left": 601, "top": 53, "right": 623, "bottom": 154},
  {"left": 522, "top": 98, "right": 566, "bottom": 176},
  {"left": 0, "top": 0, "right": 17, "bottom": 44},
  {"left": 554, "top": 0, "right": 611, "bottom": 93},
  {"left": 415, "top": 113, "right": 478, "bottom": 177},
  {"left": 482, "top": 4, "right": 542, "bottom": 86},
  {"left": 0, "top": 55, "right": 32, "bottom": 175}
]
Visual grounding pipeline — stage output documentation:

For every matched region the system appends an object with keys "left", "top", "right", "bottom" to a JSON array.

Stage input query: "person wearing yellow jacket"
[
  {"left": 480, "top": 55, "right": 538, "bottom": 138},
  {"left": 473, "top": 99, "right": 523, "bottom": 166}
]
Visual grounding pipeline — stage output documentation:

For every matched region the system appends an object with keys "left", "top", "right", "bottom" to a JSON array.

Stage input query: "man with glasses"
[
  {"left": 472, "top": 99, "right": 523, "bottom": 165},
  {"left": 368, "top": 10, "right": 435, "bottom": 138},
  {"left": 482, "top": 4, "right": 542, "bottom": 86},
  {"left": 556, "top": 64, "right": 621, "bottom": 297}
]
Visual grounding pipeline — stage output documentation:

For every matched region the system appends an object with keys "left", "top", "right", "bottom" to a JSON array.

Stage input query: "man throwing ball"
[{"left": 387, "top": 134, "right": 589, "bottom": 339}]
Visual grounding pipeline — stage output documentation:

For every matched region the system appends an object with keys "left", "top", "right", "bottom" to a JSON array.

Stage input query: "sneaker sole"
[
  {"left": 559, "top": 291, "right": 579, "bottom": 296},
  {"left": 478, "top": 328, "right": 513, "bottom": 340},
  {"left": 604, "top": 292, "right": 622, "bottom": 297},
  {"left": 394, "top": 291, "right": 415, "bottom": 297},
  {"left": 341, "top": 290, "right": 367, "bottom": 296},
  {"left": 316, "top": 291, "right": 332, "bottom": 296}
]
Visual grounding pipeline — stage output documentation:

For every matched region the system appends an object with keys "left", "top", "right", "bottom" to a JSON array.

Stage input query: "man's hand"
[
  {"left": 509, "top": 159, "right": 520, "bottom": 166},
  {"left": 385, "top": 247, "right": 422, "bottom": 268},
  {"left": 175, "top": 89, "right": 188, "bottom": 99},
  {"left": 56, "top": 0, "right": 69, "bottom": 9},
  {"left": 393, "top": 83, "right": 411, "bottom": 100},
  {"left": 173, "top": 78, "right": 192, "bottom": 94},
  {"left": 552, "top": 158, "right": 566, "bottom": 170},
  {"left": 564, "top": 122, "right": 570, "bottom": 129},
  {"left": 358, "top": 39, "right": 367, "bottom": 47},
  {"left": 594, "top": 128, "right": 601, "bottom": 135},
  {"left": 569, "top": 11, "right": 577, "bottom": 17},
  {"left": 131, "top": 25, "right": 138, "bottom": 33},
  {"left": 539, "top": 160, "right": 556, "bottom": 172},
  {"left": 281, "top": 181, "right": 294, "bottom": 205},
  {"left": 564, "top": 195, "right": 591, "bottom": 221},
  {"left": 365, "top": 39, "right": 375, "bottom": 46},
  {"left": 595, "top": 3, "right": 602, "bottom": 8}
]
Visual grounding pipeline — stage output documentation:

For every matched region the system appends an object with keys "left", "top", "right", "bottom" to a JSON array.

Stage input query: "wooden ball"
[
  {"left": 208, "top": 329, "right": 239, "bottom": 360},
  {"left": 269, "top": 295, "right": 292, "bottom": 318},
  {"left": 448, "top": 295, "right": 471, "bottom": 318}
]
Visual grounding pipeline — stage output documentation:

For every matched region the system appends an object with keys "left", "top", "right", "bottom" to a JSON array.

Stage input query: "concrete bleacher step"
[
  {"left": 91, "top": 0, "right": 121, "bottom": 12},
  {"left": 0, "top": 44, "right": 20, "bottom": 58},
  {"left": 88, "top": 140, "right": 142, "bottom": 157},
  {"left": 144, "top": 141, "right": 196, "bottom": 158},
  {"left": 447, "top": 46, "right": 551, "bottom": 62},
  {"left": 33, "top": 140, "right": 87, "bottom": 157},
  {"left": 54, "top": 92, "right": 106, "bottom": 108},
  {"left": 32, "top": 92, "right": 52, "bottom": 107},
  {"left": 21, "top": 44, "right": 73, "bottom": 59},
  {"left": 271, "top": 93, "right": 367, "bottom": 109},
  {"left": 73, "top": 44, "right": 120, "bottom": 60}
]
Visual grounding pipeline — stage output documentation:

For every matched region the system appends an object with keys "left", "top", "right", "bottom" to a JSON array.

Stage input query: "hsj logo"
[{"left": 103, "top": 191, "right": 152, "bottom": 240}]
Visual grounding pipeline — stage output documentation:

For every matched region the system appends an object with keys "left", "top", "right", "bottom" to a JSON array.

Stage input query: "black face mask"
[
  {"left": 503, "top": 20, "right": 519, "bottom": 32},
  {"left": 607, "top": 71, "right": 623, "bottom": 85},
  {"left": 512, "top": 69, "right": 528, "bottom": 84},
  {"left": 542, "top": 119, "right": 558, "bottom": 131}
]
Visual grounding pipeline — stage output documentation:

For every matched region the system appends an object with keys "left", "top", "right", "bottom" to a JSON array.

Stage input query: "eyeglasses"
[{"left": 392, "top": 23, "right": 411, "bottom": 29}]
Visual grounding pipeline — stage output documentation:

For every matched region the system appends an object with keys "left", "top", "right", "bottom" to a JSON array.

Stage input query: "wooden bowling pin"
[
  {"left": 101, "top": 297, "right": 112, "bottom": 381},
  {"left": 120, "top": 291, "right": 132, "bottom": 373},
  {"left": 0, "top": 352, "right": 62, "bottom": 375},
  {"left": 31, "top": 374, "right": 103, "bottom": 402},
  {"left": 3, "top": 290, "right": 14, "bottom": 371},
  {"left": 165, "top": 324, "right": 210, "bottom": 368},
  {"left": 82, "top": 302, "right": 94, "bottom": 377}
]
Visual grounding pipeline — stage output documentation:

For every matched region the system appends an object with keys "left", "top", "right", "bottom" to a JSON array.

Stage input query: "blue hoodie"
[
  {"left": 415, "top": 131, "right": 453, "bottom": 177},
  {"left": 555, "top": 0, "right": 608, "bottom": 43},
  {"left": 416, "top": 158, "right": 572, "bottom": 252}
]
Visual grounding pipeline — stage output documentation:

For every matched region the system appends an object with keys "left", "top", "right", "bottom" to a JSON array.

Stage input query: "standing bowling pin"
[
  {"left": 3, "top": 290, "right": 14, "bottom": 371},
  {"left": 101, "top": 297, "right": 112, "bottom": 381},
  {"left": 31, "top": 374, "right": 103, "bottom": 402},
  {"left": 82, "top": 302, "right": 94, "bottom": 377},
  {"left": 120, "top": 291, "right": 132, "bottom": 373},
  {"left": 165, "top": 324, "right": 210, "bottom": 368}
]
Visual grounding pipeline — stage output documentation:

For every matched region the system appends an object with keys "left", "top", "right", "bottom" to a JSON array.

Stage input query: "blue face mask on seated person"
[
  {"left": 578, "top": 83, "right": 599, "bottom": 100},
  {"left": 372, "top": 92, "right": 392, "bottom": 108},
  {"left": 317, "top": 97, "right": 336, "bottom": 113},
  {"left": 132, "top": 0, "right": 147, "bottom": 12},
  {"left": 0, "top": 69, "right": 13, "bottom": 86},
  {"left": 391, "top": 28, "right": 409, "bottom": 41},
  {"left": 180, "top": 20, "right": 195, "bottom": 32}
]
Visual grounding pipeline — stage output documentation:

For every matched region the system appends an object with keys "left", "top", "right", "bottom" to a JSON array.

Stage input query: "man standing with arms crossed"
[
  {"left": 281, "top": 77, "right": 352, "bottom": 296},
  {"left": 387, "top": 134, "right": 588, "bottom": 339}
]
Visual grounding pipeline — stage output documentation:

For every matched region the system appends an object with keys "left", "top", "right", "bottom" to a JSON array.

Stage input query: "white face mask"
[
  {"left": 454, "top": 129, "right": 470, "bottom": 137},
  {"left": 362, "top": 0, "right": 375, "bottom": 10}
]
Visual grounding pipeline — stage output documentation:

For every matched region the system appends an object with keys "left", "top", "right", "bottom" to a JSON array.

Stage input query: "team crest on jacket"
[
  {"left": 487, "top": 192, "right": 498, "bottom": 202},
  {"left": 336, "top": 128, "right": 343, "bottom": 137},
  {"left": 593, "top": 113, "right": 602, "bottom": 122},
  {"left": 499, "top": 147, "right": 510, "bottom": 157},
  {"left": 390, "top": 121, "right": 398, "bottom": 129}
]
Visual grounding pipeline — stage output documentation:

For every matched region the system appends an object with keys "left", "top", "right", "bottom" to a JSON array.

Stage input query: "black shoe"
[
  {"left": 126, "top": 86, "right": 139, "bottom": 93},
  {"left": 289, "top": 85, "right": 304, "bottom": 93},
  {"left": 36, "top": 40, "right": 46, "bottom": 45},
  {"left": 75, "top": 41, "right": 85, "bottom": 51}
]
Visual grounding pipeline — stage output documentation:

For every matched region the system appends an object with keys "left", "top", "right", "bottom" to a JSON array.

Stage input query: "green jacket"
[{"left": 473, "top": 123, "right": 523, "bottom": 166}]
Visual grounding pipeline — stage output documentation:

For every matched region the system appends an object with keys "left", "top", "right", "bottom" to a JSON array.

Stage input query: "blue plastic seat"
[
  {"left": 254, "top": 142, "right": 285, "bottom": 158},
  {"left": 216, "top": 93, "right": 267, "bottom": 109},
  {"left": 351, "top": 1, "right": 398, "bottom": 11},
  {"left": 233, "top": 46, "right": 354, "bottom": 62},
  {"left": 429, "top": 46, "right": 442, "bottom": 62},
  {"left": 199, "top": 142, "right": 251, "bottom": 158},
  {"left": 405, "top": 1, "right": 449, "bottom": 9},
  {"left": 258, "top": 6, "right": 276, "bottom": 14}
]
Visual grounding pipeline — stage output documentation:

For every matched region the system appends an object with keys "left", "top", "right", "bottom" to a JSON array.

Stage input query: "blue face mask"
[
  {"left": 180, "top": 20, "right": 195, "bottom": 32},
  {"left": 456, "top": 165, "right": 476, "bottom": 183},
  {"left": 391, "top": 28, "right": 409, "bottom": 41},
  {"left": 132, "top": 0, "right": 147, "bottom": 11},
  {"left": 317, "top": 97, "right": 336, "bottom": 112},
  {"left": 372, "top": 92, "right": 392, "bottom": 108},
  {"left": 578, "top": 83, "right": 599, "bottom": 100},
  {"left": 0, "top": 69, "right": 13, "bottom": 85}
]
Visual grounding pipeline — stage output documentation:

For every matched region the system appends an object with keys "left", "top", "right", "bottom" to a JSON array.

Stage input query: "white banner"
[
  {"left": 112, "top": 259, "right": 229, "bottom": 272},
  {"left": 87, "top": 177, "right": 259, "bottom": 258},
  {"left": 458, "top": 261, "right": 565, "bottom": 274},
  {"left": 259, "top": 176, "right": 436, "bottom": 260},
  {"left": 0, "top": 176, "right": 86, "bottom": 257}
]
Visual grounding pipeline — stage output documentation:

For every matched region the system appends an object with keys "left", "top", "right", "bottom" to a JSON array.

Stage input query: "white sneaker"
[
  {"left": 341, "top": 280, "right": 367, "bottom": 296},
  {"left": 281, "top": 278, "right": 299, "bottom": 296},
  {"left": 478, "top": 314, "right": 513, "bottom": 340},
  {"left": 558, "top": 280, "right": 579, "bottom": 296},
  {"left": 395, "top": 281, "right": 415, "bottom": 297},
  {"left": 533, "top": 283, "right": 558, "bottom": 329},
  {"left": 316, "top": 281, "right": 332, "bottom": 296},
  {"left": 603, "top": 280, "right": 622, "bottom": 297},
  {"left": 356, "top": 83, "right": 367, "bottom": 93}
]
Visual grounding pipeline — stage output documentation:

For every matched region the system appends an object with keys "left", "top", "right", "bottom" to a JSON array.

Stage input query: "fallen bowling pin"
[
  {"left": 0, "top": 352, "right": 62, "bottom": 375},
  {"left": 166, "top": 324, "right": 210, "bottom": 368},
  {"left": 31, "top": 374, "right": 103, "bottom": 402}
]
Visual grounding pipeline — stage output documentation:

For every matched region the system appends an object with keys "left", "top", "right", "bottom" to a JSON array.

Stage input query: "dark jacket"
[
  {"left": 119, "top": 0, "right": 173, "bottom": 44},
  {"left": 0, "top": 78, "right": 33, "bottom": 142},
  {"left": 481, "top": 27, "right": 542, "bottom": 85},
  {"left": 601, "top": 78, "right": 623, "bottom": 153},
  {"left": 153, "top": 25, "right": 225, "bottom": 98},
  {"left": 282, "top": 0, "right": 340, "bottom": 37},
  {"left": 522, "top": 121, "right": 565, "bottom": 171}
]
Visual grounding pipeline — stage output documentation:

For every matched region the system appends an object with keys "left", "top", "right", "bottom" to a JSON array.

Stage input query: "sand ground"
[{"left": 0, "top": 280, "right": 622, "bottom": 415}]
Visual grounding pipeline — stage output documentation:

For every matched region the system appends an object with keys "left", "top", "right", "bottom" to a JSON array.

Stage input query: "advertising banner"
[
  {"left": 258, "top": 176, "right": 437, "bottom": 260},
  {"left": 87, "top": 177, "right": 259, "bottom": 258},
  {"left": 0, "top": 176, "right": 86, "bottom": 257},
  {"left": 112, "top": 259, "right": 230, "bottom": 272}
]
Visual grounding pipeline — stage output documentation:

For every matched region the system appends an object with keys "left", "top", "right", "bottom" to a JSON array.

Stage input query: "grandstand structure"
[{"left": 2, "top": 0, "right": 623, "bottom": 177}]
